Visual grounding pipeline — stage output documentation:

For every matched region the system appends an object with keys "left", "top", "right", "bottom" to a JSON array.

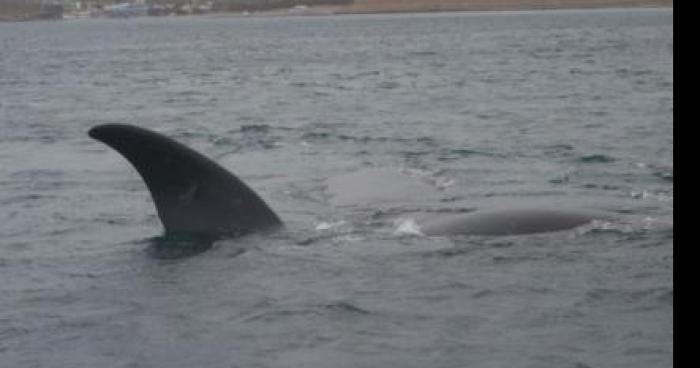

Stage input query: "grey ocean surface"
[{"left": 0, "top": 8, "right": 673, "bottom": 368}]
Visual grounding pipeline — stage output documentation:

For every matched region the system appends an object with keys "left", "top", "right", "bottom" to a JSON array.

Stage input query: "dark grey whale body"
[{"left": 89, "top": 124, "right": 606, "bottom": 239}]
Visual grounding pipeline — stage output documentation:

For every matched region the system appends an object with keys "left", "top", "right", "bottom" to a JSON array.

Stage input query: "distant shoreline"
[
  {"left": 1, "top": 0, "right": 673, "bottom": 22},
  {"left": 195, "top": 0, "right": 674, "bottom": 20},
  {"left": 200, "top": 1, "right": 672, "bottom": 21},
  {"left": 334, "top": 0, "right": 672, "bottom": 14}
]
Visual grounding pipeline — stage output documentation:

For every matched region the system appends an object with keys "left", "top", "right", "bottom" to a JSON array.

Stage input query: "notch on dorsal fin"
[{"left": 89, "top": 124, "right": 282, "bottom": 237}]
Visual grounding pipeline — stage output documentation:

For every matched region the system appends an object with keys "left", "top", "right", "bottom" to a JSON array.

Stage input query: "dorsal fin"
[{"left": 89, "top": 124, "right": 282, "bottom": 237}]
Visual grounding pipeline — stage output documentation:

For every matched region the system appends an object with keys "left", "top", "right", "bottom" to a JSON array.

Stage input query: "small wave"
[
  {"left": 301, "top": 131, "right": 439, "bottom": 150},
  {"left": 573, "top": 219, "right": 636, "bottom": 236},
  {"left": 315, "top": 220, "right": 348, "bottom": 232},
  {"left": 548, "top": 167, "right": 576, "bottom": 184},
  {"left": 577, "top": 286, "right": 673, "bottom": 310},
  {"left": 0, "top": 194, "right": 54, "bottom": 206},
  {"left": 437, "top": 148, "right": 498, "bottom": 162},
  {"left": 653, "top": 170, "right": 673, "bottom": 183},
  {"left": 392, "top": 218, "right": 423, "bottom": 236},
  {"left": 407, "top": 50, "right": 439, "bottom": 56},
  {"left": 241, "top": 301, "right": 370, "bottom": 323},
  {"left": 578, "top": 154, "right": 616, "bottom": 164},
  {"left": 333, "top": 70, "right": 381, "bottom": 81},
  {"left": 211, "top": 124, "right": 284, "bottom": 153},
  {"left": 320, "top": 301, "right": 371, "bottom": 315},
  {"left": 629, "top": 190, "right": 673, "bottom": 202},
  {"left": 543, "top": 144, "right": 575, "bottom": 155},
  {"left": 377, "top": 81, "right": 400, "bottom": 90},
  {"left": 240, "top": 124, "right": 272, "bottom": 133}
]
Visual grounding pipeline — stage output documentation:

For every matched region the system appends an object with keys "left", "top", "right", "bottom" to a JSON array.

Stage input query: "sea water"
[{"left": 0, "top": 8, "right": 673, "bottom": 368}]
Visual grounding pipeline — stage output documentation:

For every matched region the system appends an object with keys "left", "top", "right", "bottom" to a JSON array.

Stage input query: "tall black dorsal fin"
[{"left": 89, "top": 124, "right": 282, "bottom": 237}]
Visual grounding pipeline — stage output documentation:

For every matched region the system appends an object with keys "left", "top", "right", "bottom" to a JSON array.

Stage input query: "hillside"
[{"left": 0, "top": 0, "right": 62, "bottom": 21}]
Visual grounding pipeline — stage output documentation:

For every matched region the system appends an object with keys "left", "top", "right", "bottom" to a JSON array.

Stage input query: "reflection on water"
[{"left": 145, "top": 233, "right": 220, "bottom": 259}]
